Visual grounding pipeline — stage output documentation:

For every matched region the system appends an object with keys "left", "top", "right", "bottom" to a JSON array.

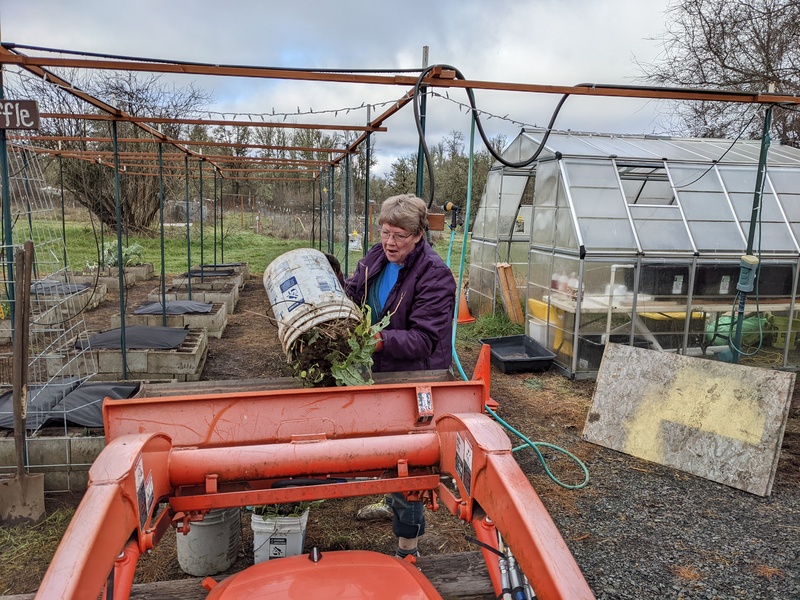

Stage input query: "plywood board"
[
  {"left": 496, "top": 263, "right": 524, "bottom": 325},
  {"left": 582, "top": 343, "right": 794, "bottom": 496}
]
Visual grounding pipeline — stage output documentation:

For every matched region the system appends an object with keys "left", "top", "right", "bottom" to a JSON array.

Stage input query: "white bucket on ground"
[
  {"left": 251, "top": 508, "right": 310, "bottom": 562},
  {"left": 263, "top": 248, "right": 361, "bottom": 354},
  {"left": 176, "top": 507, "right": 241, "bottom": 576}
]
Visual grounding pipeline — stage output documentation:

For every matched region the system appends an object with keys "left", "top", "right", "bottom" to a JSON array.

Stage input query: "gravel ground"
[{"left": 514, "top": 429, "right": 799, "bottom": 600}]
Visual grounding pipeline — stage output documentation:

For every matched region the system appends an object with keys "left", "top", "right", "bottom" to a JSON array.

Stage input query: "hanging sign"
[{"left": 0, "top": 100, "right": 40, "bottom": 130}]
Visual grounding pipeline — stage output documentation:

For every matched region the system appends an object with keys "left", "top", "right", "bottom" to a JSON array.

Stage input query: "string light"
[{"left": 192, "top": 97, "right": 401, "bottom": 123}]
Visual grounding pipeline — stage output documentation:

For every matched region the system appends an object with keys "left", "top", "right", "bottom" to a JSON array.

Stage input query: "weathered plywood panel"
[{"left": 582, "top": 343, "right": 794, "bottom": 496}]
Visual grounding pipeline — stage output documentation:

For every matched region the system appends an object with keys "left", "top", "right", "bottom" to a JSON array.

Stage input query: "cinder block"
[
  {"left": 70, "top": 436, "right": 105, "bottom": 466},
  {"left": 0, "top": 438, "right": 16, "bottom": 468},
  {"left": 26, "top": 438, "right": 69, "bottom": 467}
]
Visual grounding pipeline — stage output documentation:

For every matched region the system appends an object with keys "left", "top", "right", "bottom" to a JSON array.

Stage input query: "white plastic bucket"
[
  {"left": 251, "top": 508, "right": 309, "bottom": 562},
  {"left": 176, "top": 507, "right": 240, "bottom": 576},
  {"left": 263, "top": 248, "right": 361, "bottom": 354}
]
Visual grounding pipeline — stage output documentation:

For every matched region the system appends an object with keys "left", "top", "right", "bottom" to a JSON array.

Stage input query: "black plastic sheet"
[{"left": 75, "top": 326, "right": 189, "bottom": 350}]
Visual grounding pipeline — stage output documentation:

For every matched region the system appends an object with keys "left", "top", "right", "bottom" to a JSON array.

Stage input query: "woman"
[
  {"left": 345, "top": 193, "right": 456, "bottom": 559},
  {"left": 345, "top": 193, "right": 456, "bottom": 373}
]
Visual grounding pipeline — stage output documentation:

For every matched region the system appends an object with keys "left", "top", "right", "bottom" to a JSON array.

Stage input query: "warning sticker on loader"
[{"left": 455, "top": 432, "right": 473, "bottom": 496}]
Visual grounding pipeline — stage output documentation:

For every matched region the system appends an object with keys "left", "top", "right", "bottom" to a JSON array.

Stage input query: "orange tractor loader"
[{"left": 36, "top": 346, "right": 594, "bottom": 600}]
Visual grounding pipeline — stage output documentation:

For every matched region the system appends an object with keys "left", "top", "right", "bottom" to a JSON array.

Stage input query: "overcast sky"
[{"left": 0, "top": 0, "right": 675, "bottom": 174}]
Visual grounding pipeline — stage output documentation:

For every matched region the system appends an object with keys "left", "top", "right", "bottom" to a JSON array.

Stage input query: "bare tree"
[
  {"left": 641, "top": 0, "right": 800, "bottom": 146},
  {"left": 9, "top": 69, "right": 212, "bottom": 232}
]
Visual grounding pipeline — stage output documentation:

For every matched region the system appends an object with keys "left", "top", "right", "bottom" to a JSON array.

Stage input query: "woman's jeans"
[{"left": 386, "top": 492, "right": 425, "bottom": 539}]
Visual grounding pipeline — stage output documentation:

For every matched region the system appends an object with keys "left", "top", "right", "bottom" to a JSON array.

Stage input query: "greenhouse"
[{"left": 469, "top": 129, "right": 800, "bottom": 378}]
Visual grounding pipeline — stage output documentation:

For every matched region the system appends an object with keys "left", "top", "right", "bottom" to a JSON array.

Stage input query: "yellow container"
[
  {"left": 527, "top": 299, "right": 563, "bottom": 349},
  {"left": 771, "top": 316, "right": 800, "bottom": 350}
]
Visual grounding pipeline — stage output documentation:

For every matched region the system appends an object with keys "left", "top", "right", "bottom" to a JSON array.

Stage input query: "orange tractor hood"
[{"left": 205, "top": 550, "right": 442, "bottom": 599}]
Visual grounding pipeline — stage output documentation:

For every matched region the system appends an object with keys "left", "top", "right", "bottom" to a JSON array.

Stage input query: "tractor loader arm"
[
  {"left": 36, "top": 433, "right": 172, "bottom": 600},
  {"left": 35, "top": 346, "right": 593, "bottom": 599},
  {"left": 435, "top": 412, "right": 594, "bottom": 600}
]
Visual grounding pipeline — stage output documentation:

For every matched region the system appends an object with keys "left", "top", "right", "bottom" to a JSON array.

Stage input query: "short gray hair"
[{"left": 378, "top": 194, "right": 428, "bottom": 235}]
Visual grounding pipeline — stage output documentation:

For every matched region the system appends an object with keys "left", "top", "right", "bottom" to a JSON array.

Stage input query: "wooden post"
[{"left": 497, "top": 263, "right": 525, "bottom": 325}]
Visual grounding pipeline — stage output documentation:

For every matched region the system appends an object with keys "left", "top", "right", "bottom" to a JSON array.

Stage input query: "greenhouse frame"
[{"left": 469, "top": 129, "right": 800, "bottom": 378}]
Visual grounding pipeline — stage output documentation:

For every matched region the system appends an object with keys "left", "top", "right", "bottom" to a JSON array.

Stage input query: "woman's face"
[{"left": 379, "top": 224, "right": 423, "bottom": 265}]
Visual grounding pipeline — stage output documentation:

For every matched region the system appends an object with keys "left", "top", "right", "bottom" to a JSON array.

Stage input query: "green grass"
[
  {"left": 63, "top": 221, "right": 312, "bottom": 275},
  {"left": 455, "top": 311, "right": 525, "bottom": 345}
]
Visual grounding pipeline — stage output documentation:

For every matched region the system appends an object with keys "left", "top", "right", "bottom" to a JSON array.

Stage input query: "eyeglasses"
[{"left": 379, "top": 229, "right": 414, "bottom": 242}]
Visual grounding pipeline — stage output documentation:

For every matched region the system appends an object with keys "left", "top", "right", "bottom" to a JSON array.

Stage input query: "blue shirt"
[{"left": 368, "top": 262, "right": 402, "bottom": 324}]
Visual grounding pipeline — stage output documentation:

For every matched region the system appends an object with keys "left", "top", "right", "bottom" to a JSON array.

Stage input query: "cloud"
[{"left": 1, "top": 0, "right": 674, "bottom": 175}]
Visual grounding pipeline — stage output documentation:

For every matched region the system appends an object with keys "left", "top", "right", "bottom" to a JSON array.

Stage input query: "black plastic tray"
[{"left": 479, "top": 335, "right": 556, "bottom": 374}]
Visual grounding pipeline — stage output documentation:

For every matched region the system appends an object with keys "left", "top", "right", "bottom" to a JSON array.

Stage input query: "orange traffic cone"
[{"left": 457, "top": 289, "right": 476, "bottom": 324}]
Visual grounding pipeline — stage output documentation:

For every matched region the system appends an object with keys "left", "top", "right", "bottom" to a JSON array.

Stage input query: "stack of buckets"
[{"left": 263, "top": 248, "right": 361, "bottom": 355}]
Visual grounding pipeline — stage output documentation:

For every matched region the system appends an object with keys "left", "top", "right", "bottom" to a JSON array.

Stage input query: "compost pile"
[
  {"left": 286, "top": 307, "right": 388, "bottom": 388},
  {"left": 289, "top": 317, "right": 359, "bottom": 387}
]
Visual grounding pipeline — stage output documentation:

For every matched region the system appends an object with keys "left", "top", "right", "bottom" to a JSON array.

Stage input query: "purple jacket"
[{"left": 345, "top": 239, "right": 456, "bottom": 373}]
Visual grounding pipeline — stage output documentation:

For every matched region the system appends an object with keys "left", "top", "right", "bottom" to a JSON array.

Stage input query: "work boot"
[{"left": 356, "top": 498, "right": 392, "bottom": 521}]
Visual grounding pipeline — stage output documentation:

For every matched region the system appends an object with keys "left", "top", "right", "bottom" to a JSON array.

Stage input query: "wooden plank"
[
  {"left": 1, "top": 551, "right": 494, "bottom": 600},
  {"left": 138, "top": 370, "right": 455, "bottom": 397},
  {"left": 496, "top": 263, "right": 524, "bottom": 325},
  {"left": 583, "top": 343, "right": 795, "bottom": 496},
  {"left": 418, "top": 551, "right": 495, "bottom": 599}
]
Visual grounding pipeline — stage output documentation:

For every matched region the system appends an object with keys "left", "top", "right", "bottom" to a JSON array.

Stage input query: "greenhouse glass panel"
[
  {"left": 522, "top": 133, "right": 586, "bottom": 157},
  {"left": 533, "top": 160, "right": 559, "bottom": 207},
  {"left": 677, "top": 190, "right": 736, "bottom": 222},
  {"left": 484, "top": 205, "right": 498, "bottom": 240},
  {"left": 554, "top": 206, "right": 579, "bottom": 251},
  {"left": 575, "top": 261, "right": 636, "bottom": 371},
  {"left": 745, "top": 222, "right": 797, "bottom": 253},
  {"left": 498, "top": 175, "right": 528, "bottom": 240},
  {"left": 776, "top": 192, "right": 800, "bottom": 222},
  {"left": 563, "top": 159, "right": 619, "bottom": 187},
  {"left": 629, "top": 205, "right": 683, "bottom": 222},
  {"left": 770, "top": 168, "right": 800, "bottom": 194},
  {"left": 642, "top": 139, "right": 715, "bottom": 161},
  {"left": 514, "top": 205, "right": 533, "bottom": 240},
  {"left": 632, "top": 220, "right": 692, "bottom": 252},
  {"left": 729, "top": 192, "right": 785, "bottom": 222},
  {"left": 508, "top": 242, "right": 529, "bottom": 266},
  {"left": 718, "top": 165, "right": 758, "bottom": 192},
  {"left": 506, "top": 133, "right": 542, "bottom": 164},
  {"left": 531, "top": 206, "right": 555, "bottom": 246},
  {"left": 471, "top": 240, "right": 483, "bottom": 268},
  {"left": 579, "top": 218, "right": 637, "bottom": 251},
  {"left": 571, "top": 187, "right": 629, "bottom": 217},
  {"left": 669, "top": 164, "right": 721, "bottom": 192},
  {"left": 621, "top": 177, "right": 674, "bottom": 205},
  {"left": 472, "top": 205, "right": 486, "bottom": 238},
  {"left": 594, "top": 137, "right": 663, "bottom": 159},
  {"left": 555, "top": 178, "right": 570, "bottom": 209},
  {"left": 485, "top": 170, "right": 502, "bottom": 208},
  {"left": 686, "top": 220, "right": 745, "bottom": 253}
]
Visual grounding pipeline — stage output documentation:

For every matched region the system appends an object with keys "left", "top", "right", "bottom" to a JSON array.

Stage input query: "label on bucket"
[
  {"left": 279, "top": 276, "right": 305, "bottom": 311},
  {"left": 317, "top": 276, "right": 334, "bottom": 292},
  {"left": 270, "top": 537, "right": 288, "bottom": 558}
]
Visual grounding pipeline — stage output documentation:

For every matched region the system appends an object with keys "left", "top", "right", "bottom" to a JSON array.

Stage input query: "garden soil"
[{"left": 2, "top": 274, "right": 798, "bottom": 599}]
